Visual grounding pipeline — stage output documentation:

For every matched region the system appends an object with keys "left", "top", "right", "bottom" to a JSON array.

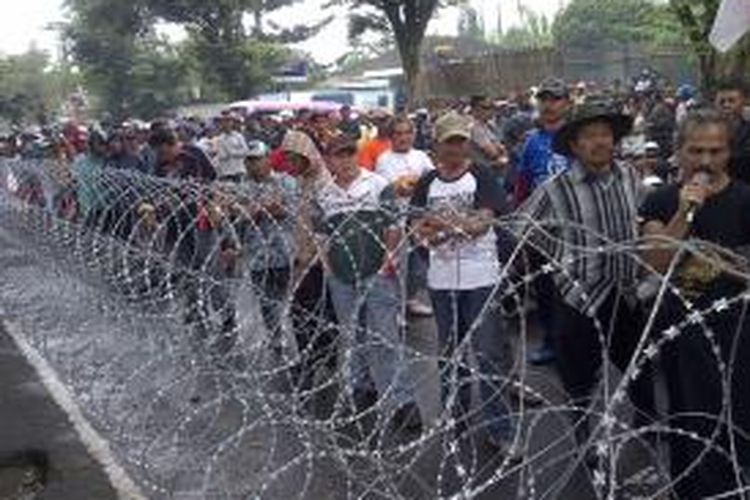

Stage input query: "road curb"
[{"left": 3, "top": 319, "right": 147, "bottom": 500}]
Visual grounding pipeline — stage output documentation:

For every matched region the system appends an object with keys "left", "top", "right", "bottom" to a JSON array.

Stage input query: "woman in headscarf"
[{"left": 280, "top": 131, "right": 339, "bottom": 393}]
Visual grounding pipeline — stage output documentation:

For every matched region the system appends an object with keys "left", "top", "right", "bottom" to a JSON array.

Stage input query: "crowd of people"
[{"left": 4, "top": 73, "right": 750, "bottom": 498}]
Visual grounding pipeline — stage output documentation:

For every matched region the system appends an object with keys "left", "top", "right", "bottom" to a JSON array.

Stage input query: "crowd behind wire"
[{"left": 3, "top": 70, "right": 750, "bottom": 499}]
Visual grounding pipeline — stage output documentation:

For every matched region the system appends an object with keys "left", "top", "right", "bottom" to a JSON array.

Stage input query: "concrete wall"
[{"left": 421, "top": 44, "right": 698, "bottom": 98}]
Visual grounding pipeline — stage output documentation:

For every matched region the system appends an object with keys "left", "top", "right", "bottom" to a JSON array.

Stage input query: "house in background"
[{"left": 309, "top": 36, "right": 498, "bottom": 111}]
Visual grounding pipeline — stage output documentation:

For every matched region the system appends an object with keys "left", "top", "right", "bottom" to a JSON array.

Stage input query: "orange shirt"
[{"left": 358, "top": 138, "right": 391, "bottom": 171}]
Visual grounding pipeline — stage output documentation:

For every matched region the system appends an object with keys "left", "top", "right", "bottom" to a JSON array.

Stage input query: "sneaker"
[{"left": 407, "top": 299, "right": 434, "bottom": 317}]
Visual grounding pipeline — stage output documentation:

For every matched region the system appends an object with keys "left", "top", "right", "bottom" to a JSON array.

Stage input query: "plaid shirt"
[{"left": 520, "top": 160, "right": 642, "bottom": 314}]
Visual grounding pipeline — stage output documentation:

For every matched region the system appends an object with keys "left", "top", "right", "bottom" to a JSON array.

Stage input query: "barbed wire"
[{"left": 1, "top": 158, "right": 748, "bottom": 499}]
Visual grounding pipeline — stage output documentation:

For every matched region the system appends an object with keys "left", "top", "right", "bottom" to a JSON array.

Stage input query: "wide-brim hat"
[{"left": 553, "top": 98, "right": 633, "bottom": 156}]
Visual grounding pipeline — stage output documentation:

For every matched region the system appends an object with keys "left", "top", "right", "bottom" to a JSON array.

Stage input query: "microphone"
[{"left": 686, "top": 171, "right": 711, "bottom": 224}]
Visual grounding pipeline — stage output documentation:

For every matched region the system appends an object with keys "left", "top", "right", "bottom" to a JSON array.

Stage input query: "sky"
[{"left": 0, "top": 0, "right": 564, "bottom": 64}]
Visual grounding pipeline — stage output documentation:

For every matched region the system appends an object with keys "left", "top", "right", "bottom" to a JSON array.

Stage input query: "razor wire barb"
[{"left": 1, "top": 158, "right": 749, "bottom": 499}]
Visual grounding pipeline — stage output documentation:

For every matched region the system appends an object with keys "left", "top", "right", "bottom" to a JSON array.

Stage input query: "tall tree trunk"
[
  {"left": 382, "top": 1, "right": 437, "bottom": 110},
  {"left": 399, "top": 38, "right": 422, "bottom": 110},
  {"left": 394, "top": 26, "right": 427, "bottom": 111}
]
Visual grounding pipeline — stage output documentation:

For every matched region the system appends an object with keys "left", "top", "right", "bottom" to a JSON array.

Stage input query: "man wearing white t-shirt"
[
  {"left": 215, "top": 113, "right": 250, "bottom": 182},
  {"left": 376, "top": 115, "right": 435, "bottom": 317},
  {"left": 315, "top": 135, "right": 422, "bottom": 438},
  {"left": 410, "top": 111, "right": 518, "bottom": 458},
  {"left": 376, "top": 116, "right": 435, "bottom": 184}
]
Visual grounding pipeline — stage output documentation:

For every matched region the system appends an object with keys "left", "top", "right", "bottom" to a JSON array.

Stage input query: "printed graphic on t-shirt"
[{"left": 421, "top": 171, "right": 499, "bottom": 290}]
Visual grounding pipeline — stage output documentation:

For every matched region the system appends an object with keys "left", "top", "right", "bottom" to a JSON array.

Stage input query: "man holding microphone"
[{"left": 640, "top": 108, "right": 750, "bottom": 499}]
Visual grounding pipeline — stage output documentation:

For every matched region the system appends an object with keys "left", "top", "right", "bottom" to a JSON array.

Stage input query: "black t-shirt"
[
  {"left": 642, "top": 182, "right": 750, "bottom": 468},
  {"left": 731, "top": 119, "right": 750, "bottom": 184},
  {"left": 639, "top": 181, "right": 750, "bottom": 298}
]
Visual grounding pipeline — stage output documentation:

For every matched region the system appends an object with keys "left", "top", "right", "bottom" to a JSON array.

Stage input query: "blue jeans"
[
  {"left": 429, "top": 286, "right": 515, "bottom": 443},
  {"left": 328, "top": 274, "right": 416, "bottom": 412}
]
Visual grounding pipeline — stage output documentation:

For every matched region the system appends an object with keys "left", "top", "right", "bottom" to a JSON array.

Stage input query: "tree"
[
  {"left": 0, "top": 49, "right": 79, "bottom": 126},
  {"left": 126, "top": 37, "right": 195, "bottom": 119},
  {"left": 550, "top": 0, "right": 750, "bottom": 92},
  {"left": 550, "top": 0, "right": 750, "bottom": 91},
  {"left": 328, "top": 0, "right": 461, "bottom": 108},
  {"left": 142, "top": 0, "right": 329, "bottom": 100},
  {"left": 458, "top": 6, "right": 485, "bottom": 42},
  {"left": 552, "top": 0, "right": 672, "bottom": 49},
  {"left": 64, "top": 0, "right": 327, "bottom": 115},
  {"left": 141, "top": 0, "right": 261, "bottom": 100},
  {"left": 63, "top": 0, "right": 149, "bottom": 119},
  {"left": 492, "top": 6, "right": 553, "bottom": 50},
  {"left": 648, "top": 0, "right": 750, "bottom": 92}
]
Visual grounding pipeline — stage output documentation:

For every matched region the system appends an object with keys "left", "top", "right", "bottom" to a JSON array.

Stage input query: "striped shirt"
[{"left": 520, "top": 160, "right": 642, "bottom": 314}]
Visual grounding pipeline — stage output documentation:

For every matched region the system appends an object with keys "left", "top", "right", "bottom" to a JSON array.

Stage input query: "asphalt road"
[
  {"left": 0, "top": 220, "right": 669, "bottom": 499},
  {"left": 0, "top": 321, "right": 117, "bottom": 500}
]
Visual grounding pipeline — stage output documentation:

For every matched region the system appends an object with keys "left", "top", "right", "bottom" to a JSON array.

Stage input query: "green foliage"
[
  {"left": 141, "top": 0, "right": 262, "bottom": 100},
  {"left": 552, "top": 0, "right": 682, "bottom": 49},
  {"left": 63, "top": 0, "right": 321, "bottom": 117},
  {"left": 642, "top": 4, "right": 688, "bottom": 47},
  {"left": 458, "top": 6, "right": 485, "bottom": 42},
  {"left": 126, "top": 38, "right": 194, "bottom": 119},
  {"left": 668, "top": 0, "right": 750, "bottom": 90},
  {"left": 0, "top": 49, "right": 80, "bottom": 126},
  {"left": 491, "top": 6, "right": 553, "bottom": 50},
  {"left": 138, "top": 0, "right": 323, "bottom": 99},
  {"left": 170, "top": 35, "right": 288, "bottom": 105},
  {"left": 63, "top": 0, "right": 148, "bottom": 119}
]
